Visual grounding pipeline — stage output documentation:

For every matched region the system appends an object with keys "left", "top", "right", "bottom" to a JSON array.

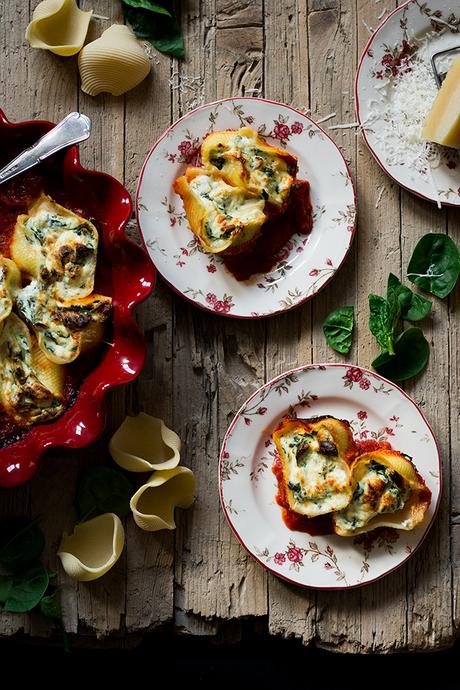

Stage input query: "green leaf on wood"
[
  {"left": 75, "top": 467, "right": 133, "bottom": 522},
  {"left": 407, "top": 233, "right": 460, "bottom": 299},
  {"left": 371, "top": 327, "right": 430, "bottom": 382},
  {"left": 323, "top": 306, "right": 354, "bottom": 354}
]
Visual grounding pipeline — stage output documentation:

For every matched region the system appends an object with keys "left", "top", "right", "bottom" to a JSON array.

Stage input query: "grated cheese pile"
[{"left": 371, "top": 54, "right": 439, "bottom": 175}]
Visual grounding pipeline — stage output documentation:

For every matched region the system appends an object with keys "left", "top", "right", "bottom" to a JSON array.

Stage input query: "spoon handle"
[{"left": 0, "top": 112, "right": 91, "bottom": 185}]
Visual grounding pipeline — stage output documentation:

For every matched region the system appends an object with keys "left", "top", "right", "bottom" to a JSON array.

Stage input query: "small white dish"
[
  {"left": 219, "top": 363, "right": 441, "bottom": 589},
  {"left": 136, "top": 97, "right": 356, "bottom": 318},
  {"left": 356, "top": 0, "right": 460, "bottom": 206}
]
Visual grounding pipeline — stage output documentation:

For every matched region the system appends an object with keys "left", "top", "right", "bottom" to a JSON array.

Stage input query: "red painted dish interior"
[
  {"left": 223, "top": 179, "right": 313, "bottom": 281},
  {"left": 272, "top": 438, "right": 394, "bottom": 536},
  {"left": 0, "top": 111, "right": 155, "bottom": 488}
]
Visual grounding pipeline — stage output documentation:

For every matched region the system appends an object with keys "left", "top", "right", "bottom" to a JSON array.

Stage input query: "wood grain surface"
[{"left": 0, "top": 0, "right": 458, "bottom": 652}]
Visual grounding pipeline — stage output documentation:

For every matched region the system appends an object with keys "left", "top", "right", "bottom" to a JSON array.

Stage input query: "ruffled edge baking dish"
[{"left": 0, "top": 110, "right": 155, "bottom": 487}]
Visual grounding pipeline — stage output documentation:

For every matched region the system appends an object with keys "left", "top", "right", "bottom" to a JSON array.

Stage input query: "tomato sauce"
[
  {"left": 272, "top": 438, "right": 397, "bottom": 536},
  {"left": 0, "top": 153, "right": 110, "bottom": 448},
  {"left": 223, "top": 179, "right": 313, "bottom": 281}
]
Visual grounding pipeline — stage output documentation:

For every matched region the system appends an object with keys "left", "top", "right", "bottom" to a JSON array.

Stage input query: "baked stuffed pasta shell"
[
  {"left": 201, "top": 127, "right": 298, "bottom": 209},
  {"left": 332, "top": 450, "right": 431, "bottom": 536},
  {"left": 0, "top": 313, "right": 64, "bottom": 425},
  {"left": 173, "top": 167, "right": 267, "bottom": 255},
  {"left": 11, "top": 193, "right": 98, "bottom": 301},
  {"left": 272, "top": 416, "right": 356, "bottom": 518},
  {"left": 16, "top": 280, "right": 112, "bottom": 365}
]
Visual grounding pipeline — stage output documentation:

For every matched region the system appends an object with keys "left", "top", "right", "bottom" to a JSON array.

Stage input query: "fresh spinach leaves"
[
  {"left": 368, "top": 292, "right": 400, "bottom": 355},
  {"left": 387, "top": 273, "right": 432, "bottom": 321},
  {"left": 368, "top": 274, "right": 432, "bottom": 382},
  {"left": 371, "top": 327, "right": 430, "bottom": 381},
  {"left": 0, "top": 516, "right": 66, "bottom": 643},
  {"left": 407, "top": 233, "right": 460, "bottom": 299},
  {"left": 323, "top": 306, "right": 354, "bottom": 354},
  {"left": 0, "top": 563, "right": 49, "bottom": 613},
  {"left": 76, "top": 467, "right": 133, "bottom": 522},
  {"left": 121, "top": 0, "right": 185, "bottom": 59}
]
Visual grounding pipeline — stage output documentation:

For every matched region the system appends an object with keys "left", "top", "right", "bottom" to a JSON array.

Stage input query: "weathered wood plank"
[
  {"left": 216, "top": 0, "right": 263, "bottom": 28},
  {"left": 263, "top": 0, "right": 316, "bottom": 645},
  {"left": 338, "top": 0, "right": 410, "bottom": 654},
  {"left": 401, "top": 192, "right": 453, "bottom": 650},
  {"left": 309, "top": 0, "right": 364, "bottom": 653},
  {"left": 172, "top": 0, "right": 268, "bottom": 624}
]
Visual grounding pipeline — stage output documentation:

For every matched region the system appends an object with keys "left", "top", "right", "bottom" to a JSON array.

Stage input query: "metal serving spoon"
[{"left": 0, "top": 111, "right": 91, "bottom": 185}]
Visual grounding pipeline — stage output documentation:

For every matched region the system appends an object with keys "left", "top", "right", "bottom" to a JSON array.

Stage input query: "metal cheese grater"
[{"left": 430, "top": 45, "right": 460, "bottom": 87}]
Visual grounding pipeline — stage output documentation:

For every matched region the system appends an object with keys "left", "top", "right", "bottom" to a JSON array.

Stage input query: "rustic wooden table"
[{"left": 0, "top": 0, "right": 458, "bottom": 653}]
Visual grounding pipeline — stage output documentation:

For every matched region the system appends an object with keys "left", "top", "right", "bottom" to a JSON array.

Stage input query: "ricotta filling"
[
  {"left": 334, "top": 460, "right": 410, "bottom": 533},
  {"left": 190, "top": 174, "right": 265, "bottom": 244},
  {"left": 209, "top": 132, "right": 294, "bottom": 206},
  {"left": 24, "top": 211, "right": 97, "bottom": 300},
  {"left": 280, "top": 431, "right": 351, "bottom": 517}
]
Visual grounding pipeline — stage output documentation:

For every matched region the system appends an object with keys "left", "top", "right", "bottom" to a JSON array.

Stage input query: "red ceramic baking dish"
[{"left": 0, "top": 110, "right": 155, "bottom": 488}]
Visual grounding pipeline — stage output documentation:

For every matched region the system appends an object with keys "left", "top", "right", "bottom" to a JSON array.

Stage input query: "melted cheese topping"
[
  {"left": 204, "top": 129, "right": 296, "bottom": 207},
  {"left": 333, "top": 460, "right": 410, "bottom": 534},
  {"left": 13, "top": 195, "right": 98, "bottom": 301},
  {"left": 279, "top": 430, "right": 352, "bottom": 517},
  {"left": 16, "top": 280, "right": 111, "bottom": 364},
  {"left": 190, "top": 173, "right": 266, "bottom": 250}
]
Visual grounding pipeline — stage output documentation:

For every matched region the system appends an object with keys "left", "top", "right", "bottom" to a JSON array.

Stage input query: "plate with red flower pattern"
[
  {"left": 219, "top": 363, "right": 441, "bottom": 589},
  {"left": 356, "top": 0, "right": 460, "bottom": 206},
  {"left": 136, "top": 97, "right": 356, "bottom": 318}
]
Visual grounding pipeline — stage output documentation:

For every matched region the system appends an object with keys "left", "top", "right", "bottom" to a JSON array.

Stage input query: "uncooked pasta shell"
[
  {"left": 130, "top": 467, "right": 195, "bottom": 532},
  {"left": 78, "top": 25, "right": 151, "bottom": 97},
  {"left": 26, "top": 0, "right": 92, "bottom": 57},
  {"left": 109, "top": 413, "right": 181, "bottom": 473},
  {"left": 57, "top": 513, "right": 125, "bottom": 581}
]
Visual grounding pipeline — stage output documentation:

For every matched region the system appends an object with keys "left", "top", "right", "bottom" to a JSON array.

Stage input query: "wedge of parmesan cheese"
[{"left": 423, "top": 55, "right": 460, "bottom": 148}]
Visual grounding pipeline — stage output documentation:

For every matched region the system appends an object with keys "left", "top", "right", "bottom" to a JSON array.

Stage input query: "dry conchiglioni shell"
[
  {"left": 57, "top": 513, "right": 125, "bottom": 582},
  {"left": 26, "top": 0, "right": 92, "bottom": 57},
  {"left": 109, "top": 413, "right": 181, "bottom": 473},
  {"left": 78, "top": 24, "right": 151, "bottom": 97},
  {"left": 130, "top": 467, "right": 195, "bottom": 532}
]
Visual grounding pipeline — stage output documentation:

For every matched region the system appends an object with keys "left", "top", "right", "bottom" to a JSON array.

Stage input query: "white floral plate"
[
  {"left": 356, "top": 0, "right": 460, "bottom": 206},
  {"left": 219, "top": 364, "right": 441, "bottom": 589},
  {"left": 136, "top": 98, "right": 356, "bottom": 318}
]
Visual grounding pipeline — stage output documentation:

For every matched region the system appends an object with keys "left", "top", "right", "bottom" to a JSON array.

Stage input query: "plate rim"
[
  {"left": 219, "top": 362, "right": 442, "bottom": 590},
  {"left": 355, "top": 0, "right": 459, "bottom": 208},
  {"left": 136, "top": 96, "right": 358, "bottom": 319}
]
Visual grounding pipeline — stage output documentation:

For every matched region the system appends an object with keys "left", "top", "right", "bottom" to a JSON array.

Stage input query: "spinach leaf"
[
  {"left": 371, "top": 327, "right": 430, "bottom": 381},
  {"left": 76, "top": 467, "right": 133, "bottom": 522},
  {"left": 0, "top": 576, "right": 13, "bottom": 603},
  {"left": 368, "top": 293, "right": 400, "bottom": 355},
  {"left": 2, "top": 563, "right": 49, "bottom": 613},
  {"left": 40, "top": 586, "right": 61, "bottom": 620},
  {"left": 387, "top": 273, "right": 432, "bottom": 321},
  {"left": 0, "top": 517, "right": 45, "bottom": 573},
  {"left": 122, "top": 0, "right": 172, "bottom": 15},
  {"left": 407, "top": 233, "right": 460, "bottom": 299},
  {"left": 122, "top": 2, "right": 185, "bottom": 59},
  {"left": 323, "top": 306, "right": 354, "bottom": 354}
]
